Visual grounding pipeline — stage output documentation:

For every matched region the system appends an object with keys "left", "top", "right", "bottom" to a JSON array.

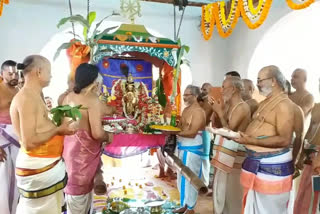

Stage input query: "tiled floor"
[{"left": 100, "top": 153, "right": 213, "bottom": 213}]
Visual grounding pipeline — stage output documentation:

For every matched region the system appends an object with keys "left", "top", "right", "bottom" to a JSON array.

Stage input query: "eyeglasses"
[
  {"left": 183, "top": 93, "right": 193, "bottom": 97},
  {"left": 257, "top": 77, "right": 272, "bottom": 84},
  {"left": 222, "top": 86, "right": 233, "bottom": 91}
]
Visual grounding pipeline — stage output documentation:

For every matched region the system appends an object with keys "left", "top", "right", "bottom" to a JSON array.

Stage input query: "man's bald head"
[
  {"left": 293, "top": 68, "right": 307, "bottom": 81},
  {"left": 241, "top": 79, "right": 255, "bottom": 100},
  {"left": 222, "top": 76, "right": 243, "bottom": 102},
  {"left": 19, "top": 55, "right": 52, "bottom": 88},
  {"left": 201, "top": 82, "right": 212, "bottom": 95},
  {"left": 224, "top": 76, "right": 244, "bottom": 92},
  {"left": 242, "top": 79, "right": 254, "bottom": 92},
  {"left": 291, "top": 68, "right": 307, "bottom": 90},
  {"left": 19, "top": 55, "right": 50, "bottom": 76}
]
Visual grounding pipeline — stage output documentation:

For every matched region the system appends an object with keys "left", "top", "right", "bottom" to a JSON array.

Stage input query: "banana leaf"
[
  {"left": 172, "top": 39, "right": 190, "bottom": 100},
  {"left": 156, "top": 78, "right": 167, "bottom": 108},
  {"left": 83, "top": 11, "right": 97, "bottom": 41},
  {"left": 93, "top": 26, "right": 118, "bottom": 43},
  {"left": 57, "top": 14, "right": 89, "bottom": 29},
  {"left": 66, "top": 31, "right": 84, "bottom": 42},
  {"left": 91, "top": 13, "right": 119, "bottom": 39}
]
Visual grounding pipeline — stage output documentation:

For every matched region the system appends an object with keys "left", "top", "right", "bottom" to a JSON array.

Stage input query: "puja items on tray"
[
  {"left": 102, "top": 116, "right": 138, "bottom": 134},
  {"left": 103, "top": 116, "right": 127, "bottom": 133}
]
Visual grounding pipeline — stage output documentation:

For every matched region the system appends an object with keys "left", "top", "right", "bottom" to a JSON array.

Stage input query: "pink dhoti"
[{"left": 63, "top": 130, "right": 102, "bottom": 214}]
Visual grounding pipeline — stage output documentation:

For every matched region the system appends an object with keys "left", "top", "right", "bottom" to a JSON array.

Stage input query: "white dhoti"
[
  {"left": 0, "top": 124, "right": 20, "bottom": 214},
  {"left": 177, "top": 134, "right": 206, "bottom": 210},
  {"left": 16, "top": 190, "right": 64, "bottom": 214},
  {"left": 65, "top": 192, "right": 93, "bottom": 214},
  {"left": 212, "top": 136, "right": 246, "bottom": 214},
  {"left": 241, "top": 149, "right": 293, "bottom": 214},
  {"left": 15, "top": 151, "right": 66, "bottom": 214}
]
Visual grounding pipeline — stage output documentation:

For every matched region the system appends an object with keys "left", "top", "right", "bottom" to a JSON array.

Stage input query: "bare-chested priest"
[
  {"left": 208, "top": 76, "right": 251, "bottom": 214},
  {"left": 285, "top": 80, "right": 304, "bottom": 167},
  {"left": 242, "top": 79, "right": 259, "bottom": 116},
  {"left": 290, "top": 68, "right": 314, "bottom": 129},
  {"left": 0, "top": 60, "right": 20, "bottom": 214},
  {"left": 200, "top": 82, "right": 214, "bottom": 126},
  {"left": 294, "top": 79, "right": 320, "bottom": 214},
  {"left": 235, "top": 65, "right": 295, "bottom": 214},
  {"left": 62, "top": 63, "right": 114, "bottom": 213},
  {"left": 10, "top": 55, "right": 77, "bottom": 214},
  {"left": 173, "top": 85, "right": 206, "bottom": 214}
]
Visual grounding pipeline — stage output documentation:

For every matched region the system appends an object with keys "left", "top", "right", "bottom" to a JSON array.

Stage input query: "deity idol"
[{"left": 122, "top": 73, "right": 138, "bottom": 119}]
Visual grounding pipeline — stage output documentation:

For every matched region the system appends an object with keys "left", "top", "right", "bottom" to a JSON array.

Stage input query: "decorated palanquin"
[
  {"left": 94, "top": 24, "right": 182, "bottom": 116},
  {"left": 92, "top": 24, "right": 181, "bottom": 158}
]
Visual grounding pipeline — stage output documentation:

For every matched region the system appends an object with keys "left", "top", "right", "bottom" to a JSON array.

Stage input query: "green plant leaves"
[
  {"left": 50, "top": 105, "right": 84, "bottom": 126},
  {"left": 57, "top": 14, "right": 90, "bottom": 29},
  {"left": 92, "top": 14, "right": 116, "bottom": 39},
  {"left": 156, "top": 78, "right": 167, "bottom": 108},
  {"left": 94, "top": 26, "right": 118, "bottom": 42},
  {"left": 172, "top": 39, "right": 190, "bottom": 99},
  {"left": 55, "top": 12, "right": 118, "bottom": 62},
  {"left": 88, "top": 11, "right": 97, "bottom": 27},
  {"left": 83, "top": 11, "right": 97, "bottom": 41}
]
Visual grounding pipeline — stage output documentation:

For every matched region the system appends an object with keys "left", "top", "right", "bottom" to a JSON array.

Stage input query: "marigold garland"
[
  {"left": 201, "top": 4, "right": 215, "bottom": 41},
  {"left": 214, "top": 0, "right": 240, "bottom": 38},
  {"left": 248, "top": 0, "right": 264, "bottom": 15},
  {"left": 286, "top": 0, "right": 315, "bottom": 10},
  {"left": 0, "top": 0, "right": 9, "bottom": 17},
  {"left": 239, "top": 0, "right": 272, "bottom": 29}
]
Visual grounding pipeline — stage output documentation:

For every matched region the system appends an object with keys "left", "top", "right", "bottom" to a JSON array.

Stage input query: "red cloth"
[
  {"left": 104, "top": 134, "right": 166, "bottom": 158},
  {"left": 162, "top": 62, "right": 181, "bottom": 116}
]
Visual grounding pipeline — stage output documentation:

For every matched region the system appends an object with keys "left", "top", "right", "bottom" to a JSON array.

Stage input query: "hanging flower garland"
[
  {"left": 214, "top": 0, "right": 240, "bottom": 38},
  {"left": 0, "top": 0, "right": 9, "bottom": 17},
  {"left": 201, "top": 3, "right": 215, "bottom": 41},
  {"left": 239, "top": 0, "right": 272, "bottom": 29},
  {"left": 286, "top": 0, "right": 315, "bottom": 10},
  {"left": 248, "top": 0, "right": 264, "bottom": 15}
]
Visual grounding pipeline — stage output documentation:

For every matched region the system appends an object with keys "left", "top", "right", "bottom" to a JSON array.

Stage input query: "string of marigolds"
[
  {"left": 201, "top": 0, "right": 317, "bottom": 40},
  {"left": 201, "top": 4, "right": 215, "bottom": 40}
]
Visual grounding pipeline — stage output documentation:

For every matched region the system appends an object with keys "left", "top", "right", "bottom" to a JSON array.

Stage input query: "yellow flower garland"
[
  {"left": 201, "top": 4, "right": 215, "bottom": 41},
  {"left": 0, "top": 0, "right": 9, "bottom": 17},
  {"left": 239, "top": 0, "right": 272, "bottom": 29},
  {"left": 214, "top": 0, "right": 240, "bottom": 38},
  {"left": 286, "top": 0, "right": 315, "bottom": 10},
  {"left": 248, "top": 0, "right": 264, "bottom": 15},
  {"left": 201, "top": 0, "right": 315, "bottom": 40}
]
